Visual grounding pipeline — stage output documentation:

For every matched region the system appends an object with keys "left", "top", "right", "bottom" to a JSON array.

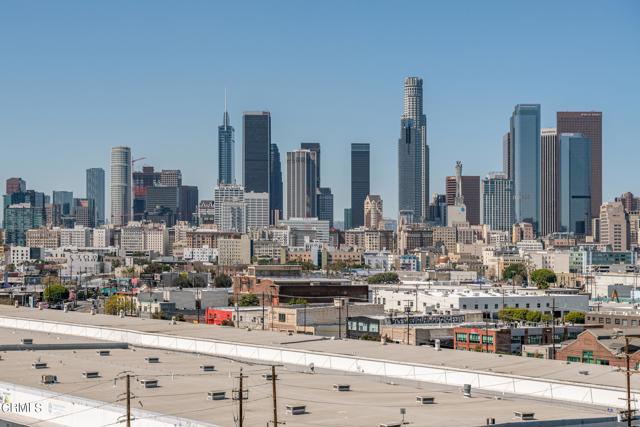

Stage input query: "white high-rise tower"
[{"left": 110, "top": 146, "right": 132, "bottom": 226}]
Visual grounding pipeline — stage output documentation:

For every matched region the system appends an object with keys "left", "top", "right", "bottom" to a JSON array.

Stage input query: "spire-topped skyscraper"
[
  {"left": 398, "top": 76, "right": 429, "bottom": 222},
  {"left": 218, "top": 91, "right": 235, "bottom": 184}
]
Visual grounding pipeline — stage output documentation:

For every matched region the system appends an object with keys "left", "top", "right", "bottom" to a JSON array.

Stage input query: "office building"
[
  {"left": 287, "top": 149, "right": 318, "bottom": 219},
  {"left": 6, "top": 178, "right": 26, "bottom": 196},
  {"left": 146, "top": 186, "right": 179, "bottom": 226},
  {"left": 557, "top": 112, "right": 602, "bottom": 220},
  {"left": 540, "top": 128, "right": 559, "bottom": 236},
  {"left": 4, "top": 203, "right": 44, "bottom": 246},
  {"left": 351, "top": 143, "right": 370, "bottom": 228},
  {"left": 243, "top": 112, "right": 270, "bottom": 193},
  {"left": 52, "top": 191, "right": 73, "bottom": 216},
  {"left": 559, "top": 133, "right": 592, "bottom": 235},
  {"left": 502, "top": 133, "right": 511, "bottom": 179},
  {"left": 278, "top": 217, "right": 330, "bottom": 245},
  {"left": 599, "top": 201, "right": 628, "bottom": 251},
  {"left": 218, "top": 97, "right": 235, "bottom": 185},
  {"left": 133, "top": 166, "right": 160, "bottom": 221},
  {"left": 445, "top": 174, "right": 480, "bottom": 225},
  {"left": 481, "top": 172, "right": 514, "bottom": 232},
  {"left": 364, "top": 195, "right": 383, "bottom": 230},
  {"left": 214, "top": 183, "right": 245, "bottom": 227},
  {"left": 301, "top": 142, "right": 321, "bottom": 188},
  {"left": 617, "top": 192, "right": 638, "bottom": 213},
  {"left": 86, "top": 168, "right": 105, "bottom": 225},
  {"left": 73, "top": 198, "right": 96, "bottom": 228},
  {"left": 178, "top": 185, "right": 199, "bottom": 223},
  {"left": 398, "top": 76, "right": 428, "bottom": 221},
  {"left": 269, "top": 144, "right": 283, "bottom": 223},
  {"left": 344, "top": 208, "right": 352, "bottom": 231},
  {"left": 219, "top": 201, "right": 246, "bottom": 233},
  {"left": 446, "top": 161, "right": 468, "bottom": 227},
  {"left": 159, "top": 170, "right": 182, "bottom": 187},
  {"left": 317, "top": 187, "right": 334, "bottom": 228},
  {"left": 510, "top": 104, "right": 541, "bottom": 231},
  {"left": 245, "top": 192, "right": 269, "bottom": 231},
  {"left": 110, "top": 146, "right": 132, "bottom": 226}
]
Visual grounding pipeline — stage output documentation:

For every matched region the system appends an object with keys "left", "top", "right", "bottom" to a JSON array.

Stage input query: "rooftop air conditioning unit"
[
  {"left": 97, "top": 350, "right": 110, "bottom": 356},
  {"left": 83, "top": 371, "right": 100, "bottom": 379},
  {"left": 513, "top": 411, "right": 535, "bottom": 421},
  {"left": 332, "top": 384, "right": 350, "bottom": 392},
  {"left": 207, "top": 391, "right": 226, "bottom": 400},
  {"left": 261, "top": 373, "right": 274, "bottom": 381},
  {"left": 463, "top": 384, "right": 472, "bottom": 397},
  {"left": 145, "top": 357, "right": 160, "bottom": 363},
  {"left": 200, "top": 365, "right": 215, "bottom": 372},
  {"left": 285, "top": 405, "right": 306, "bottom": 415},
  {"left": 32, "top": 362, "right": 48, "bottom": 369},
  {"left": 378, "top": 423, "right": 402, "bottom": 427},
  {"left": 416, "top": 396, "right": 435, "bottom": 404},
  {"left": 41, "top": 375, "right": 57, "bottom": 384},
  {"left": 21, "top": 338, "right": 33, "bottom": 345},
  {"left": 139, "top": 379, "right": 158, "bottom": 388}
]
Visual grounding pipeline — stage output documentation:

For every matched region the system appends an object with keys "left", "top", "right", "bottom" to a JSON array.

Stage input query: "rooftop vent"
[
  {"left": 463, "top": 384, "right": 472, "bottom": 398},
  {"left": 145, "top": 357, "right": 160, "bottom": 363},
  {"left": 514, "top": 411, "right": 535, "bottom": 421},
  {"left": 578, "top": 370, "right": 589, "bottom": 375},
  {"left": 378, "top": 423, "right": 402, "bottom": 427},
  {"left": 21, "top": 338, "right": 34, "bottom": 345},
  {"left": 32, "top": 362, "right": 47, "bottom": 369},
  {"left": 82, "top": 371, "right": 100, "bottom": 379},
  {"left": 200, "top": 365, "right": 215, "bottom": 372},
  {"left": 416, "top": 396, "right": 435, "bottom": 404},
  {"left": 41, "top": 375, "right": 57, "bottom": 384},
  {"left": 486, "top": 417, "right": 496, "bottom": 425},
  {"left": 232, "top": 389, "right": 248, "bottom": 401},
  {"left": 261, "top": 373, "right": 274, "bottom": 381},
  {"left": 207, "top": 391, "right": 226, "bottom": 401},
  {"left": 333, "top": 384, "right": 350, "bottom": 392},
  {"left": 97, "top": 350, "right": 110, "bottom": 356},
  {"left": 139, "top": 379, "right": 158, "bottom": 388},
  {"left": 285, "top": 405, "right": 306, "bottom": 415}
]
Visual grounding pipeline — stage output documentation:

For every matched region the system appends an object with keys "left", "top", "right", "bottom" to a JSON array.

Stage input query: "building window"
[
  {"left": 567, "top": 356, "right": 580, "bottom": 362},
  {"left": 397, "top": 301, "right": 401, "bottom": 306},
  {"left": 633, "top": 320, "right": 638, "bottom": 327},
  {"left": 462, "top": 304, "right": 467, "bottom": 309},
  {"left": 484, "top": 304, "right": 488, "bottom": 309},
  {"left": 494, "top": 304, "right": 499, "bottom": 309},
  {"left": 596, "top": 359, "right": 609, "bottom": 366},
  {"left": 455, "top": 333, "right": 467, "bottom": 342},
  {"left": 615, "top": 319, "right": 621, "bottom": 325},
  {"left": 370, "top": 323, "right": 379, "bottom": 333},
  {"left": 526, "top": 303, "right": 530, "bottom": 309},
  {"left": 482, "top": 335, "right": 494, "bottom": 344},
  {"left": 515, "top": 304, "right": 519, "bottom": 308},
  {"left": 348, "top": 321, "right": 357, "bottom": 330},
  {"left": 278, "top": 313, "right": 286, "bottom": 322},
  {"left": 469, "top": 333, "right": 480, "bottom": 343},
  {"left": 537, "top": 303, "right": 541, "bottom": 308},
  {"left": 358, "top": 322, "right": 367, "bottom": 331},
  {"left": 528, "top": 335, "right": 542, "bottom": 345},
  {"left": 606, "top": 318, "right": 611, "bottom": 324},
  {"left": 598, "top": 318, "right": 604, "bottom": 324},
  {"left": 474, "top": 304, "right": 478, "bottom": 309},
  {"left": 582, "top": 351, "right": 594, "bottom": 364}
]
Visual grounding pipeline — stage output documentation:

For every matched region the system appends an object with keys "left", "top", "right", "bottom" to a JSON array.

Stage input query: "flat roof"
[{"left": 0, "top": 327, "right": 613, "bottom": 427}]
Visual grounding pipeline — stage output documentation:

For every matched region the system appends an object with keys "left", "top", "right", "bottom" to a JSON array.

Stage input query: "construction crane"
[{"left": 132, "top": 157, "right": 146, "bottom": 166}]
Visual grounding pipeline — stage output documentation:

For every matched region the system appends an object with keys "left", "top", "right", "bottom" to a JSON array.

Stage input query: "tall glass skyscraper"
[
  {"left": 480, "top": 172, "right": 514, "bottom": 232},
  {"left": 286, "top": 149, "right": 318, "bottom": 219},
  {"left": 269, "top": 143, "right": 283, "bottom": 223},
  {"left": 559, "top": 133, "right": 592, "bottom": 235},
  {"left": 110, "top": 146, "right": 132, "bottom": 226},
  {"left": 86, "top": 168, "right": 105, "bottom": 225},
  {"left": 218, "top": 99, "right": 235, "bottom": 185},
  {"left": 510, "top": 104, "right": 541, "bottom": 232},
  {"left": 398, "top": 77, "right": 428, "bottom": 222},
  {"left": 243, "top": 112, "right": 271, "bottom": 193},
  {"left": 351, "top": 143, "right": 370, "bottom": 228}
]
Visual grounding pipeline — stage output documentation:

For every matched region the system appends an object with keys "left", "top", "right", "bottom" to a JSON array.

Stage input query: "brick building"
[{"left": 556, "top": 329, "right": 640, "bottom": 367}]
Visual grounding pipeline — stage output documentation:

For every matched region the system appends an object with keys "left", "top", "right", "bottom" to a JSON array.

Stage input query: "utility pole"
[
  {"left": 626, "top": 337, "right": 632, "bottom": 427},
  {"left": 405, "top": 303, "right": 411, "bottom": 345},
  {"left": 345, "top": 302, "right": 349, "bottom": 339},
  {"left": 262, "top": 292, "right": 265, "bottom": 330},
  {"left": 551, "top": 297, "right": 556, "bottom": 360},
  {"left": 126, "top": 374, "right": 131, "bottom": 427},
  {"left": 235, "top": 368, "right": 246, "bottom": 427},
  {"left": 270, "top": 366, "right": 280, "bottom": 427},
  {"left": 338, "top": 299, "right": 342, "bottom": 339},
  {"left": 484, "top": 320, "right": 489, "bottom": 353}
]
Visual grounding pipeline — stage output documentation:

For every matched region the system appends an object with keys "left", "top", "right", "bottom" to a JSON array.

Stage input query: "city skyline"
[{"left": 1, "top": 1, "right": 638, "bottom": 217}]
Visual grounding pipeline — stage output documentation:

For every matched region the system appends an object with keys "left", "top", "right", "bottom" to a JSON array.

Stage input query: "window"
[
  {"left": 546, "top": 303, "right": 550, "bottom": 307},
  {"left": 484, "top": 304, "right": 488, "bottom": 310},
  {"left": 397, "top": 301, "right": 401, "bottom": 306},
  {"left": 515, "top": 304, "right": 519, "bottom": 308},
  {"left": 474, "top": 304, "right": 478, "bottom": 309},
  {"left": 598, "top": 318, "right": 604, "bottom": 324},
  {"left": 511, "top": 336, "right": 522, "bottom": 344},
  {"left": 606, "top": 318, "right": 611, "bottom": 324},
  {"left": 455, "top": 333, "right": 467, "bottom": 342},
  {"left": 348, "top": 321, "right": 357, "bottom": 330},
  {"left": 469, "top": 333, "right": 480, "bottom": 343},
  {"left": 358, "top": 322, "right": 367, "bottom": 331},
  {"left": 462, "top": 304, "right": 467, "bottom": 309},
  {"left": 528, "top": 335, "right": 542, "bottom": 344},
  {"left": 582, "top": 351, "right": 594, "bottom": 364},
  {"left": 633, "top": 320, "right": 638, "bottom": 327},
  {"left": 596, "top": 359, "right": 609, "bottom": 366},
  {"left": 370, "top": 323, "right": 379, "bottom": 333},
  {"left": 623, "top": 320, "right": 628, "bottom": 327},
  {"left": 482, "top": 335, "right": 494, "bottom": 344},
  {"left": 494, "top": 304, "right": 499, "bottom": 309},
  {"left": 383, "top": 298, "right": 386, "bottom": 304},
  {"left": 526, "top": 303, "right": 530, "bottom": 309},
  {"left": 615, "top": 319, "right": 621, "bottom": 325},
  {"left": 537, "top": 303, "right": 541, "bottom": 308},
  {"left": 278, "top": 313, "right": 286, "bottom": 322},
  {"left": 567, "top": 356, "right": 580, "bottom": 362}
]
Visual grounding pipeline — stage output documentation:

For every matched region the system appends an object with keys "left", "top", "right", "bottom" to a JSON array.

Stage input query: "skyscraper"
[
  {"left": 52, "top": 191, "right": 73, "bottom": 216},
  {"left": 5, "top": 178, "right": 26, "bottom": 196},
  {"left": 317, "top": 187, "right": 334, "bottom": 228},
  {"left": 110, "top": 146, "right": 132, "bottom": 226},
  {"left": 287, "top": 149, "right": 318, "bottom": 219},
  {"left": 351, "top": 143, "right": 370, "bottom": 228},
  {"left": 446, "top": 161, "right": 468, "bottom": 227},
  {"left": 480, "top": 172, "right": 514, "bottom": 232},
  {"left": 445, "top": 175, "right": 480, "bottom": 225},
  {"left": 510, "top": 104, "right": 541, "bottom": 232},
  {"left": 398, "top": 76, "right": 428, "bottom": 222},
  {"left": 598, "top": 201, "right": 628, "bottom": 251},
  {"left": 86, "top": 168, "right": 105, "bottom": 226},
  {"left": 245, "top": 192, "right": 270, "bottom": 230},
  {"left": 559, "top": 133, "right": 592, "bottom": 235},
  {"left": 269, "top": 144, "right": 283, "bottom": 223},
  {"left": 502, "top": 133, "right": 511, "bottom": 179},
  {"left": 301, "top": 142, "right": 321, "bottom": 188},
  {"left": 218, "top": 96, "right": 235, "bottom": 185},
  {"left": 540, "top": 128, "right": 559, "bottom": 236},
  {"left": 159, "top": 169, "right": 182, "bottom": 187},
  {"left": 243, "top": 112, "right": 271, "bottom": 193},
  {"left": 557, "top": 112, "right": 602, "bottom": 221},
  {"left": 364, "top": 195, "right": 383, "bottom": 230}
]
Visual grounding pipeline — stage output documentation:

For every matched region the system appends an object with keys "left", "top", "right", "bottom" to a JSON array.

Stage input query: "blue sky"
[{"left": 1, "top": 1, "right": 638, "bottom": 218}]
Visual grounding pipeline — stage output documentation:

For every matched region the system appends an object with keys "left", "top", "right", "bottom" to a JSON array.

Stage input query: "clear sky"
[{"left": 1, "top": 0, "right": 638, "bottom": 219}]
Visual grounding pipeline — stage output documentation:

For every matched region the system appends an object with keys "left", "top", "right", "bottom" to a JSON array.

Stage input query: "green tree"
[
  {"left": 238, "top": 293, "right": 260, "bottom": 307},
  {"left": 503, "top": 263, "right": 527, "bottom": 281},
  {"left": 214, "top": 274, "right": 233, "bottom": 288},
  {"left": 288, "top": 297, "right": 308, "bottom": 305},
  {"left": 175, "top": 272, "right": 191, "bottom": 288},
  {"left": 143, "top": 263, "right": 170, "bottom": 275},
  {"left": 525, "top": 310, "right": 542, "bottom": 323},
  {"left": 104, "top": 295, "right": 136, "bottom": 315},
  {"left": 367, "top": 272, "right": 399, "bottom": 284},
  {"left": 530, "top": 268, "right": 556, "bottom": 289},
  {"left": 564, "top": 311, "right": 585, "bottom": 324},
  {"left": 44, "top": 284, "right": 69, "bottom": 303}
]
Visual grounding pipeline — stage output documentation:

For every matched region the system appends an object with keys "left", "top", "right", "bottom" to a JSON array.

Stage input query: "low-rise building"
[
  {"left": 26, "top": 227, "right": 61, "bottom": 249},
  {"left": 556, "top": 329, "right": 640, "bottom": 367}
]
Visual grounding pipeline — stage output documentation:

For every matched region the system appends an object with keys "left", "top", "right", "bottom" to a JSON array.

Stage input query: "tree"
[
  {"left": 530, "top": 268, "right": 557, "bottom": 289},
  {"left": 238, "top": 293, "right": 259, "bottom": 307},
  {"left": 143, "top": 263, "right": 170, "bottom": 275},
  {"left": 288, "top": 297, "right": 308, "bottom": 305},
  {"left": 525, "top": 310, "right": 542, "bottom": 323},
  {"left": 367, "top": 272, "right": 399, "bottom": 284},
  {"left": 175, "top": 272, "right": 191, "bottom": 288},
  {"left": 44, "top": 284, "right": 69, "bottom": 303},
  {"left": 503, "top": 263, "right": 527, "bottom": 281},
  {"left": 499, "top": 308, "right": 529, "bottom": 322},
  {"left": 214, "top": 274, "right": 232, "bottom": 288},
  {"left": 564, "top": 311, "right": 585, "bottom": 324},
  {"left": 104, "top": 295, "right": 136, "bottom": 315}
]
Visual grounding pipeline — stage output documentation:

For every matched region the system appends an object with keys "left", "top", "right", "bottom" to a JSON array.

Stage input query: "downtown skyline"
[{"left": 1, "top": 1, "right": 638, "bottom": 218}]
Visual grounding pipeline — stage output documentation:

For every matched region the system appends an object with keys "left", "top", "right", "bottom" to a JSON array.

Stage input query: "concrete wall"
[{"left": 0, "top": 315, "right": 636, "bottom": 411}]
